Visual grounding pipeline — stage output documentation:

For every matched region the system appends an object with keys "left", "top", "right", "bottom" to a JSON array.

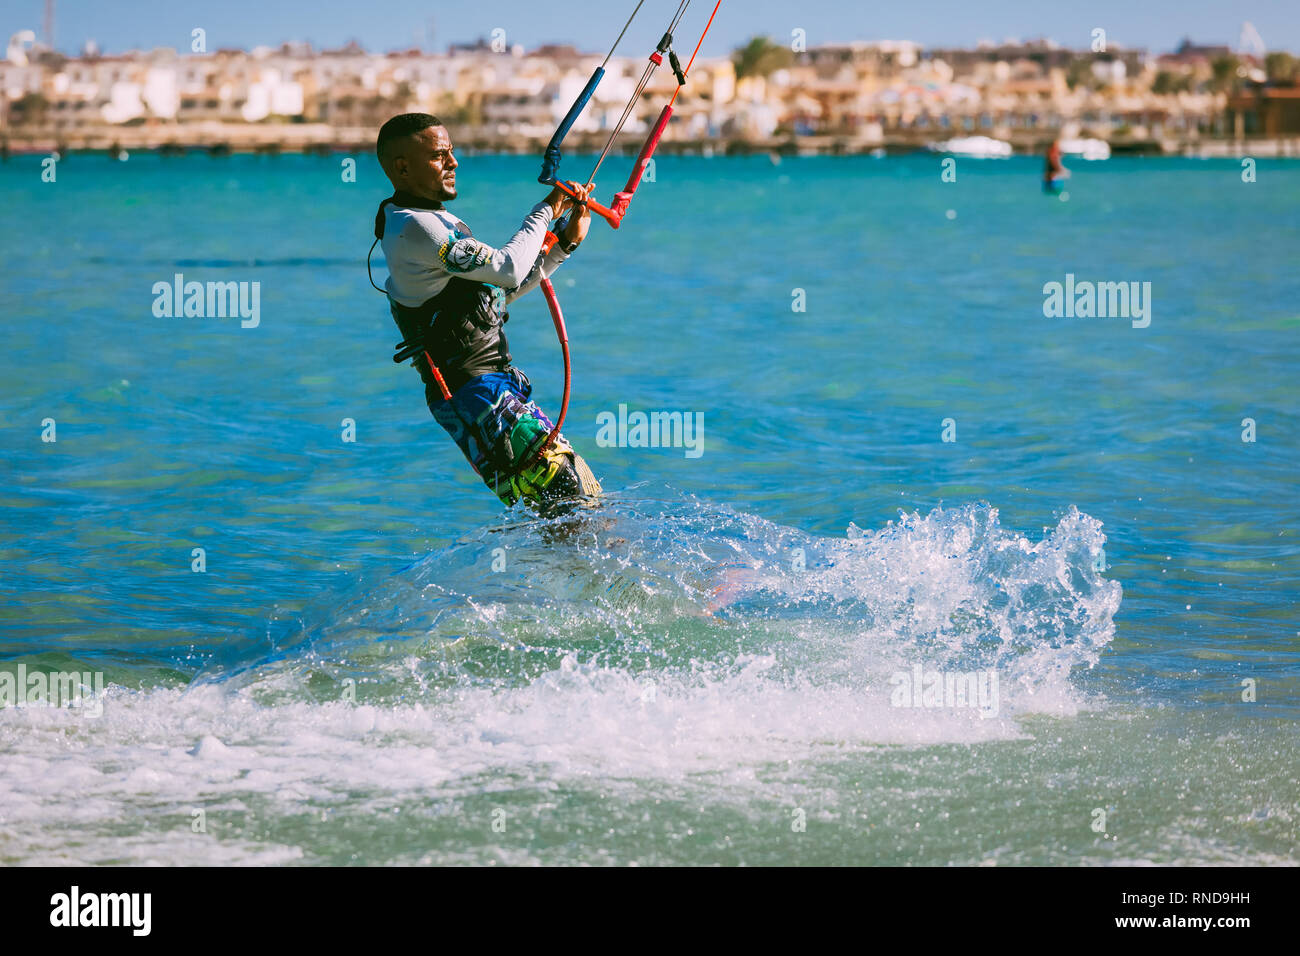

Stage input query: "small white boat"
[
  {"left": 928, "top": 135, "right": 1013, "bottom": 158},
  {"left": 1058, "top": 138, "right": 1111, "bottom": 160}
]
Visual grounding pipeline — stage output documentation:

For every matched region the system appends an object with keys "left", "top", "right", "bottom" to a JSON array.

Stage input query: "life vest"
[{"left": 375, "top": 192, "right": 512, "bottom": 397}]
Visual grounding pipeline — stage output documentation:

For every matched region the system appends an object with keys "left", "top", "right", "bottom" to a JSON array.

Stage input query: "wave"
[
  {"left": 193, "top": 484, "right": 1121, "bottom": 735},
  {"left": 1, "top": 490, "right": 1127, "bottom": 863}
]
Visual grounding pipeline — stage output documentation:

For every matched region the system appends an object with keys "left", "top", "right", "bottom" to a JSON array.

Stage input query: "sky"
[{"left": 4, "top": 0, "right": 1298, "bottom": 58}]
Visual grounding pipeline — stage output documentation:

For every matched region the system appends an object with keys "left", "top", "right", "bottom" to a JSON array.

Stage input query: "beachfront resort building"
[{"left": 2, "top": 27, "right": 1295, "bottom": 154}]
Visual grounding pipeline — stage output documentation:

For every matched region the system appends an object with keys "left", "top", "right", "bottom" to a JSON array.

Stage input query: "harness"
[{"left": 369, "top": 192, "right": 511, "bottom": 399}]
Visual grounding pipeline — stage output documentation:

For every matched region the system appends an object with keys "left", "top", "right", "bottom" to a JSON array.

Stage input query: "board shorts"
[{"left": 427, "top": 368, "right": 597, "bottom": 508}]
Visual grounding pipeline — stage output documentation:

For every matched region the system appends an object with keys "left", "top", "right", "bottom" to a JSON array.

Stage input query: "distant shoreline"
[{"left": 5, "top": 131, "right": 1300, "bottom": 158}]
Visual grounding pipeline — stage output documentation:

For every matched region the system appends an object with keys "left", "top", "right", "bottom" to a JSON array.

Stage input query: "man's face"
[{"left": 393, "top": 125, "right": 458, "bottom": 201}]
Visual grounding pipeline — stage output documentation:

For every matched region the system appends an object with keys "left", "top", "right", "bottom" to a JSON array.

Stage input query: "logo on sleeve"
[{"left": 440, "top": 235, "right": 492, "bottom": 273}]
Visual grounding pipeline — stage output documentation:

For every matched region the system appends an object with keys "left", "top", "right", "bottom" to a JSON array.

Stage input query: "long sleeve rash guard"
[{"left": 381, "top": 199, "right": 569, "bottom": 309}]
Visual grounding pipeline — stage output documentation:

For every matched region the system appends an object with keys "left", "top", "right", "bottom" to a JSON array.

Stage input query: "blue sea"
[{"left": 1, "top": 150, "right": 1297, "bottom": 865}]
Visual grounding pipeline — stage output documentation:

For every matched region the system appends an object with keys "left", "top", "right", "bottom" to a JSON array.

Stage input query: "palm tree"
[
  {"left": 11, "top": 92, "right": 49, "bottom": 127},
  {"left": 733, "top": 37, "right": 794, "bottom": 81},
  {"left": 1208, "top": 55, "right": 1244, "bottom": 94},
  {"left": 1264, "top": 52, "right": 1297, "bottom": 85}
]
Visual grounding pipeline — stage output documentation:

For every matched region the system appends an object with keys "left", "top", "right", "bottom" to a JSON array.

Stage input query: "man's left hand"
[{"left": 560, "top": 182, "right": 594, "bottom": 250}]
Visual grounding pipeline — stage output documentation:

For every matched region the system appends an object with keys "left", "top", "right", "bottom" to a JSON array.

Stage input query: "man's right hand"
[{"left": 544, "top": 185, "right": 574, "bottom": 221}]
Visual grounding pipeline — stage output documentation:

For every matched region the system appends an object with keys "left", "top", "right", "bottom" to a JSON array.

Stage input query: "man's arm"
[
  {"left": 505, "top": 244, "right": 570, "bottom": 304},
  {"left": 400, "top": 185, "right": 572, "bottom": 292},
  {"left": 504, "top": 184, "right": 593, "bottom": 304},
  {"left": 422, "top": 202, "right": 553, "bottom": 289}
]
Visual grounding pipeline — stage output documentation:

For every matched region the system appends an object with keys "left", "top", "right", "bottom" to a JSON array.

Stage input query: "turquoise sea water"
[{"left": 1, "top": 151, "right": 1297, "bottom": 865}]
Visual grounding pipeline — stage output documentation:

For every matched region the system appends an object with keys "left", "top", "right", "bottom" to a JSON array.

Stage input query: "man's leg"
[
  {"left": 492, "top": 400, "right": 601, "bottom": 509},
  {"left": 427, "top": 372, "right": 600, "bottom": 508}
]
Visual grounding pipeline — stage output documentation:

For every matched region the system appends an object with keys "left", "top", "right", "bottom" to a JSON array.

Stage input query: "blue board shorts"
[{"left": 427, "top": 368, "right": 578, "bottom": 507}]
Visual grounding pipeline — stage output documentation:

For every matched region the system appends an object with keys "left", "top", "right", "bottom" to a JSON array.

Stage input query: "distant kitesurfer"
[
  {"left": 370, "top": 113, "right": 602, "bottom": 511},
  {"left": 1043, "top": 139, "right": 1070, "bottom": 193}
]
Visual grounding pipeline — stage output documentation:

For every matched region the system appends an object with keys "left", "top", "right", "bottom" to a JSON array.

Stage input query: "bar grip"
[
  {"left": 552, "top": 180, "right": 623, "bottom": 229},
  {"left": 539, "top": 67, "right": 604, "bottom": 184},
  {"left": 610, "top": 104, "right": 673, "bottom": 220}
]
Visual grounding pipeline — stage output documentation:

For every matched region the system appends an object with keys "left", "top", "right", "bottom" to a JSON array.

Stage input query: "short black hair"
[{"left": 377, "top": 113, "right": 443, "bottom": 165}]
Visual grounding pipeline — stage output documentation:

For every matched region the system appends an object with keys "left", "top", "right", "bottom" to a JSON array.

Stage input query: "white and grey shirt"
[{"left": 381, "top": 199, "right": 569, "bottom": 309}]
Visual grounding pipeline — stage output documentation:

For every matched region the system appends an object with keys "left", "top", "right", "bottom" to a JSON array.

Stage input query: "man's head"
[{"left": 377, "top": 113, "right": 458, "bottom": 201}]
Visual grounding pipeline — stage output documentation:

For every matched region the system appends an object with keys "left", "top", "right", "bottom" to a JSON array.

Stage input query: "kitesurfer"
[
  {"left": 1044, "top": 138, "right": 1070, "bottom": 192},
  {"left": 371, "top": 112, "right": 602, "bottom": 511}
]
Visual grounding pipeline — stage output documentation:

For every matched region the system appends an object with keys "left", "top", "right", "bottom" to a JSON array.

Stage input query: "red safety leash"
[
  {"left": 524, "top": 229, "right": 570, "bottom": 466},
  {"left": 534, "top": 272, "right": 571, "bottom": 463},
  {"left": 423, "top": 352, "right": 453, "bottom": 401}
]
